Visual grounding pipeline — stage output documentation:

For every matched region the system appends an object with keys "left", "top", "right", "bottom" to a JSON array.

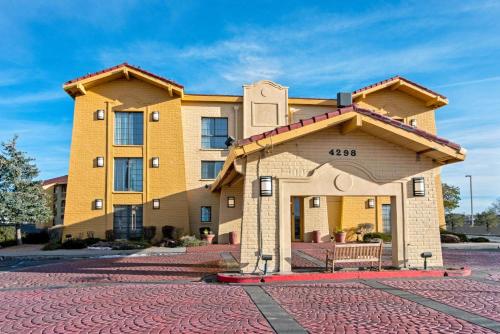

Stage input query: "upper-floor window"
[
  {"left": 201, "top": 161, "right": 224, "bottom": 180},
  {"left": 114, "top": 158, "right": 143, "bottom": 192},
  {"left": 201, "top": 117, "right": 228, "bottom": 149},
  {"left": 115, "top": 112, "right": 144, "bottom": 145}
]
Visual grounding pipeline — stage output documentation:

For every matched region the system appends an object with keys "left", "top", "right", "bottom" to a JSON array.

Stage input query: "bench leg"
[{"left": 325, "top": 254, "right": 329, "bottom": 272}]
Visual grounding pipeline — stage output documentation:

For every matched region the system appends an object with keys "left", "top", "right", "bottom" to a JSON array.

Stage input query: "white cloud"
[{"left": 0, "top": 90, "right": 64, "bottom": 105}]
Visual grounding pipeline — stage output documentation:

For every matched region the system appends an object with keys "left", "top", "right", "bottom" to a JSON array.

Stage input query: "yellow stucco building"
[{"left": 63, "top": 63, "right": 465, "bottom": 272}]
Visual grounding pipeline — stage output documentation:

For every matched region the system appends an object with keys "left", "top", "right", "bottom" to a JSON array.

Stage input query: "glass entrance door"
[
  {"left": 113, "top": 205, "right": 143, "bottom": 239},
  {"left": 290, "top": 197, "right": 303, "bottom": 241}
]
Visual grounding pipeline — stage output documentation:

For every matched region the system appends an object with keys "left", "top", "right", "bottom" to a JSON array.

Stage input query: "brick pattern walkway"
[
  {"left": 264, "top": 282, "right": 496, "bottom": 333},
  {"left": 0, "top": 284, "right": 274, "bottom": 334},
  {"left": 0, "top": 253, "right": 226, "bottom": 289},
  {"left": 382, "top": 279, "right": 500, "bottom": 322}
]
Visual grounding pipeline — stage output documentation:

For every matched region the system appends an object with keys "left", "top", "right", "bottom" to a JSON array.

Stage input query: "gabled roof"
[
  {"left": 352, "top": 76, "right": 448, "bottom": 108},
  {"left": 63, "top": 63, "right": 184, "bottom": 98},
  {"left": 212, "top": 104, "right": 465, "bottom": 191},
  {"left": 42, "top": 175, "right": 68, "bottom": 186}
]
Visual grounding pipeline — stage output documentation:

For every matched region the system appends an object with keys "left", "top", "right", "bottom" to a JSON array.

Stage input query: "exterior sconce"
[
  {"left": 413, "top": 177, "right": 425, "bottom": 196},
  {"left": 227, "top": 196, "right": 235, "bottom": 208},
  {"left": 153, "top": 199, "right": 160, "bottom": 209},
  {"left": 312, "top": 196, "right": 321, "bottom": 208},
  {"left": 367, "top": 198, "right": 375, "bottom": 208},
  {"left": 410, "top": 119, "right": 417, "bottom": 128},
  {"left": 260, "top": 176, "right": 272, "bottom": 197},
  {"left": 96, "top": 109, "right": 105, "bottom": 120},
  {"left": 94, "top": 199, "right": 103, "bottom": 210},
  {"left": 152, "top": 111, "right": 159, "bottom": 122},
  {"left": 96, "top": 156, "right": 104, "bottom": 167},
  {"left": 152, "top": 157, "right": 160, "bottom": 168}
]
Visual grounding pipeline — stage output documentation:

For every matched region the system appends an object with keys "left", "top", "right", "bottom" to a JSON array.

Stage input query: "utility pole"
[{"left": 465, "top": 175, "right": 474, "bottom": 226}]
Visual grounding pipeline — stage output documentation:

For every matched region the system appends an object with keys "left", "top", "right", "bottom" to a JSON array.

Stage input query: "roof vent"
[{"left": 336, "top": 92, "right": 352, "bottom": 108}]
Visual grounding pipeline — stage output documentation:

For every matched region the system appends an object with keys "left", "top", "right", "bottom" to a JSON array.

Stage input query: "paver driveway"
[{"left": 0, "top": 244, "right": 499, "bottom": 333}]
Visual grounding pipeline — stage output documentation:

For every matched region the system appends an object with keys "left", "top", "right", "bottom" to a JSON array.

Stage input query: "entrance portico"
[{"left": 211, "top": 104, "right": 465, "bottom": 274}]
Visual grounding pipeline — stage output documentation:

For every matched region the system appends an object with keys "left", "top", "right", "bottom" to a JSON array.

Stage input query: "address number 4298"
[{"left": 329, "top": 149, "right": 357, "bottom": 157}]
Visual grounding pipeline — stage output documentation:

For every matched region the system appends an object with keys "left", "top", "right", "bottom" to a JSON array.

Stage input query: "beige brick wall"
[
  {"left": 239, "top": 126, "right": 443, "bottom": 273},
  {"left": 302, "top": 196, "right": 330, "bottom": 242},
  {"left": 290, "top": 105, "right": 334, "bottom": 123},
  {"left": 181, "top": 102, "right": 238, "bottom": 237}
]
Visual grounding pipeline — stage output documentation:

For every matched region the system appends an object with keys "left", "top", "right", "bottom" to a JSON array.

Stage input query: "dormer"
[{"left": 352, "top": 76, "right": 447, "bottom": 134}]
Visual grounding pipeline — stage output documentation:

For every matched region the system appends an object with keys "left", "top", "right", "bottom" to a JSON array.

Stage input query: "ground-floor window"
[
  {"left": 382, "top": 204, "right": 391, "bottom": 233},
  {"left": 113, "top": 205, "right": 143, "bottom": 239},
  {"left": 200, "top": 206, "right": 212, "bottom": 222}
]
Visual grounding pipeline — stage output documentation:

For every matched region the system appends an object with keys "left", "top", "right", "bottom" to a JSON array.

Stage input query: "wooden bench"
[{"left": 325, "top": 241, "right": 383, "bottom": 272}]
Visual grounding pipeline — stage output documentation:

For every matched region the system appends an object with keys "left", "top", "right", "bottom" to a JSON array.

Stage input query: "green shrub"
[
  {"left": 22, "top": 231, "right": 49, "bottom": 244},
  {"left": 178, "top": 236, "right": 205, "bottom": 247},
  {"left": 61, "top": 239, "right": 87, "bottom": 249},
  {"left": 0, "top": 226, "right": 17, "bottom": 247},
  {"left": 363, "top": 232, "right": 392, "bottom": 242},
  {"left": 469, "top": 237, "right": 490, "bottom": 243},
  {"left": 83, "top": 237, "right": 102, "bottom": 246},
  {"left": 441, "top": 234, "right": 461, "bottom": 243},
  {"left": 42, "top": 242, "right": 62, "bottom": 251},
  {"left": 439, "top": 229, "right": 468, "bottom": 242}
]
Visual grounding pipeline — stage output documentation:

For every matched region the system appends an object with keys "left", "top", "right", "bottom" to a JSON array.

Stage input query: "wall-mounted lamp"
[
  {"left": 413, "top": 177, "right": 425, "bottom": 197},
  {"left": 152, "top": 157, "right": 160, "bottom": 168},
  {"left": 227, "top": 196, "right": 235, "bottom": 208},
  {"left": 94, "top": 199, "right": 103, "bottom": 210},
  {"left": 153, "top": 199, "right": 160, "bottom": 209},
  {"left": 260, "top": 176, "right": 272, "bottom": 196},
  {"left": 312, "top": 196, "right": 321, "bottom": 208},
  {"left": 367, "top": 198, "right": 375, "bottom": 208},
  {"left": 410, "top": 119, "right": 418, "bottom": 128},
  {"left": 96, "top": 156, "right": 104, "bottom": 167},
  {"left": 152, "top": 111, "right": 159, "bottom": 122},
  {"left": 96, "top": 109, "right": 105, "bottom": 120}
]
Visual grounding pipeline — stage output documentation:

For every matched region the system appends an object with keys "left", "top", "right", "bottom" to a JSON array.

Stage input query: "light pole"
[{"left": 465, "top": 175, "right": 474, "bottom": 226}]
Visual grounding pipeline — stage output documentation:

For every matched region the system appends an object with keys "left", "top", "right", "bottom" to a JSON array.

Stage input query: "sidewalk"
[{"left": 0, "top": 244, "right": 186, "bottom": 260}]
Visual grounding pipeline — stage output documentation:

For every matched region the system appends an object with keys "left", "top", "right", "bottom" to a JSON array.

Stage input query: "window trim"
[
  {"left": 201, "top": 117, "right": 228, "bottom": 149},
  {"left": 114, "top": 111, "right": 144, "bottom": 146},
  {"left": 200, "top": 206, "right": 212, "bottom": 223}
]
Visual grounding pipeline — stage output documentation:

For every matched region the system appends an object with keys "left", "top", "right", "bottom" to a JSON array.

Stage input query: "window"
[
  {"left": 201, "top": 206, "right": 212, "bottom": 223},
  {"left": 382, "top": 204, "right": 392, "bottom": 233},
  {"left": 114, "top": 158, "right": 143, "bottom": 191},
  {"left": 201, "top": 161, "right": 224, "bottom": 179},
  {"left": 115, "top": 112, "right": 144, "bottom": 145},
  {"left": 201, "top": 117, "right": 228, "bottom": 149}
]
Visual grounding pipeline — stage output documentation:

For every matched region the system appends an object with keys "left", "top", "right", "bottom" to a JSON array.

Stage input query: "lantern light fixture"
[
  {"left": 152, "top": 157, "right": 160, "bottom": 168},
  {"left": 94, "top": 199, "right": 103, "bottom": 210},
  {"left": 96, "top": 109, "right": 105, "bottom": 120},
  {"left": 413, "top": 177, "right": 425, "bottom": 197},
  {"left": 367, "top": 198, "right": 375, "bottom": 208},
  {"left": 96, "top": 156, "right": 104, "bottom": 167},
  {"left": 153, "top": 199, "right": 160, "bottom": 209},
  {"left": 312, "top": 196, "right": 321, "bottom": 208},
  {"left": 410, "top": 119, "right": 417, "bottom": 128},
  {"left": 227, "top": 196, "right": 235, "bottom": 208},
  {"left": 260, "top": 176, "right": 272, "bottom": 197},
  {"left": 152, "top": 111, "right": 159, "bottom": 122}
]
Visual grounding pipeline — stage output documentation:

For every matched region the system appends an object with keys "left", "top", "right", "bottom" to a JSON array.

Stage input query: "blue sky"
[{"left": 0, "top": 0, "right": 499, "bottom": 213}]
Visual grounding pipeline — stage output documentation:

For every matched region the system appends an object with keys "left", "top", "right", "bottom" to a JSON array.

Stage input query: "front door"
[
  {"left": 290, "top": 197, "right": 303, "bottom": 241},
  {"left": 113, "top": 205, "right": 143, "bottom": 239}
]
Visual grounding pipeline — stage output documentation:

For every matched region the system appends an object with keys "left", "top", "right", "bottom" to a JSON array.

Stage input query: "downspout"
[{"left": 233, "top": 105, "right": 239, "bottom": 140}]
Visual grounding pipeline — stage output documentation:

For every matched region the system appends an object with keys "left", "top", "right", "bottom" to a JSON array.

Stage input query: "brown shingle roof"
[
  {"left": 352, "top": 76, "right": 447, "bottom": 99},
  {"left": 237, "top": 104, "right": 460, "bottom": 150},
  {"left": 64, "top": 63, "right": 184, "bottom": 88},
  {"left": 42, "top": 175, "right": 68, "bottom": 186}
]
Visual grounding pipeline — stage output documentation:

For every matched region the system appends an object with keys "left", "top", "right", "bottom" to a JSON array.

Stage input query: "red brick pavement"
[
  {"left": 0, "top": 284, "right": 274, "bottom": 334},
  {"left": 264, "top": 282, "right": 496, "bottom": 333},
  {"left": 0, "top": 253, "right": 227, "bottom": 289},
  {"left": 382, "top": 278, "right": 500, "bottom": 322}
]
